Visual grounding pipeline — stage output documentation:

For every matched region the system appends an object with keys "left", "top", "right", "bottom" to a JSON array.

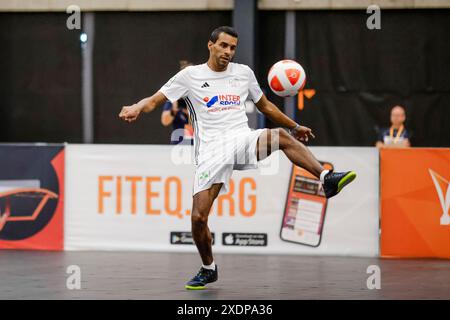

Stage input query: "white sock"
[
  {"left": 202, "top": 261, "right": 216, "bottom": 270},
  {"left": 320, "top": 170, "right": 330, "bottom": 183}
]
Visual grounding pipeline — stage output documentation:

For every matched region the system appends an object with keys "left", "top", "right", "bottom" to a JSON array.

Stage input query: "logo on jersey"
[
  {"left": 229, "top": 78, "right": 241, "bottom": 88},
  {"left": 198, "top": 170, "right": 210, "bottom": 187},
  {"left": 203, "top": 95, "right": 241, "bottom": 108}
]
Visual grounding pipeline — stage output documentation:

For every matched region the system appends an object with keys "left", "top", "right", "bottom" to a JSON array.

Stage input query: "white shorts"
[{"left": 193, "top": 128, "right": 266, "bottom": 196}]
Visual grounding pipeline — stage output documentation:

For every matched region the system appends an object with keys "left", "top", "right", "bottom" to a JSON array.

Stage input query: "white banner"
[{"left": 65, "top": 144, "right": 379, "bottom": 257}]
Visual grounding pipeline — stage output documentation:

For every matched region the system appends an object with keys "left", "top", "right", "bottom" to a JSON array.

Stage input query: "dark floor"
[{"left": 0, "top": 251, "right": 449, "bottom": 300}]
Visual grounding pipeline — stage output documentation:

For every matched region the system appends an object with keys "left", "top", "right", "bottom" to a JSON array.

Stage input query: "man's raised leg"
[
  {"left": 256, "top": 128, "right": 323, "bottom": 177},
  {"left": 256, "top": 128, "right": 356, "bottom": 198}
]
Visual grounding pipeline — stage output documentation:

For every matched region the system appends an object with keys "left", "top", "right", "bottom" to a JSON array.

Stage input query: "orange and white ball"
[{"left": 267, "top": 60, "right": 306, "bottom": 97}]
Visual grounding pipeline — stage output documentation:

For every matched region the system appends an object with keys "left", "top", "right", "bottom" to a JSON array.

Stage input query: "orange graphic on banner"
[
  {"left": 0, "top": 188, "right": 58, "bottom": 231},
  {"left": 0, "top": 149, "right": 65, "bottom": 251},
  {"left": 380, "top": 148, "right": 450, "bottom": 258}
]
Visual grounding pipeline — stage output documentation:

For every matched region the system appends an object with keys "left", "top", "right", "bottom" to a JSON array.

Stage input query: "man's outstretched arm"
[
  {"left": 119, "top": 91, "right": 168, "bottom": 123},
  {"left": 255, "top": 94, "right": 315, "bottom": 142}
]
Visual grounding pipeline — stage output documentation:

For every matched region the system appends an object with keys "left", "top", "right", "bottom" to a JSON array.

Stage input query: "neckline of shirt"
[{"left": 203, "top": 62, "right": 232, "bottom": 75}]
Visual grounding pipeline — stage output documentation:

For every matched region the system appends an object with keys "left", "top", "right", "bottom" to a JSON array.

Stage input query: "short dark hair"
[{"left": 209, "top": 26, "right": 238, "bottom": 43}]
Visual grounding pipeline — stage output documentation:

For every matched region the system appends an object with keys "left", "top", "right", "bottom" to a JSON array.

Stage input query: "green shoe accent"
[
  {"left": 337, "top": 171, "right": 357, "bottom": 193},
  {"left": 185, "top": 285, "right": 205, "bottom": 290}
]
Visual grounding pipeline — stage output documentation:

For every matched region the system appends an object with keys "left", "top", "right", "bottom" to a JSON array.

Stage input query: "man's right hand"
[
  {"left": 119, "top": 104, "right": 141, "bottom": 123},
  {"left": 119, "top": 92, "right": 168, "bottom": 123}
]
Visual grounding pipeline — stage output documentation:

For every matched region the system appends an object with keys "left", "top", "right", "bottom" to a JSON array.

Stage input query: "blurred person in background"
[
  {"left": 376, "top": 105, "right": 411, "bottom": 149},
  {"left": 161, "top": 60, "right": 194, "bottom": 145}
]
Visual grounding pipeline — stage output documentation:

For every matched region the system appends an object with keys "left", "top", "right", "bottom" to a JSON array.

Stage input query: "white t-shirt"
[{"left": 159, "top": 62, "right": 264, "bottom": 162}]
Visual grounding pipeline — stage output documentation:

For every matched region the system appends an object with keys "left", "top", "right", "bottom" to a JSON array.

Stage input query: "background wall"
[
  {"left": 0, "top": 9, "right": 449, "bottom": 146},
  {"left": 0, "top": 13, "right": 82, "bottom": 143},
  {"left": 293, "top": 10, "right": 450, "bottom": 146}
]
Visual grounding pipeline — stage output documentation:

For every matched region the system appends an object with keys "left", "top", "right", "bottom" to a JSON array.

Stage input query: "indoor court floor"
[{"left": 1, "top": 251, "right": 449, "bottom": 300}]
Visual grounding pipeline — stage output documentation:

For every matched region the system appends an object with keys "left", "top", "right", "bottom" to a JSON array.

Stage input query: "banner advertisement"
[
  {"left": 380, "top": 148, "right": 450, "bottom": 258},
  {"left": 65, "top": 144, "right": 379, "bottom": 257},
  {"left": 0, "top": 144, "right": 65, "bottom": 250}
]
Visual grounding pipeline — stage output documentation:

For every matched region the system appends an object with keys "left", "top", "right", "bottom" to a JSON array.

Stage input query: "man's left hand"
[{"left": 292, "top": 125, "right": 315, "bottom": 142}]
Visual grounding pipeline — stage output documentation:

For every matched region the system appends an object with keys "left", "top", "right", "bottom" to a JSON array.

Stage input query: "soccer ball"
[{"left": 267, "top": 60, "right": 306, "bottom": 97}]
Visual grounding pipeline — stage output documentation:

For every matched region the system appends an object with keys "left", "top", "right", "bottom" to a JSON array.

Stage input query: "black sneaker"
[
  {"left": 185, "top": 266, "right": 218, "bottom": 290},
  {"left": 322, "top": 170, "right": 357, "bottom": 198}
]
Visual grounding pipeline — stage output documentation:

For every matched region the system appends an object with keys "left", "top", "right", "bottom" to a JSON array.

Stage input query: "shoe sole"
[
  {"left": 185, "top": 277, "right": 217, "bottom": 290},
  {"left": 337, "top": 171, "right": 357, "bottom": 193},
  {"left": 185, "top": 285, "right": 205, "bottom": 290}
]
